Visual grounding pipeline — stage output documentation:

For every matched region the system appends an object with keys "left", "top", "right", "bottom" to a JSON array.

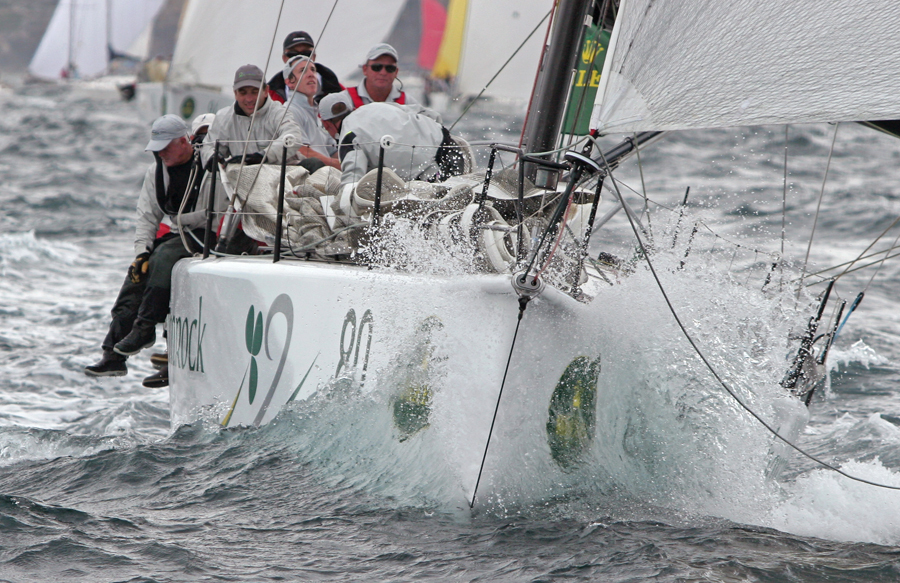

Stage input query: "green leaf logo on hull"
[
  {"left": 245, "top": 306, "right": 264, "bottom": 403},
  {"left": 547, "top": 355, "right": 601, "bottom": 469},
  {"left": 391, "top": 316, "right": 443, "bottom": 441}
]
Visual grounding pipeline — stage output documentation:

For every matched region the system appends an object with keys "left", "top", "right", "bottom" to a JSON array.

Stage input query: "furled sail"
[
  {"left": 591, "top": 0, "right": 900, "bottom": 133},
  {"left": 167, "top": 0, "right": 407, "bottom": 89},
  {"left": 29, "top": 0, "right": 166, "bottom": 80}
]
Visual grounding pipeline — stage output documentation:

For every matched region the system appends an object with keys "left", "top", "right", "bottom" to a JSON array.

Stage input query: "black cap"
[{"left": 283, "top": 31, "right": 315, "bottom": 51}]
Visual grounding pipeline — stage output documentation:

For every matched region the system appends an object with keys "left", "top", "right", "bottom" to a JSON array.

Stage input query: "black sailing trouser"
[{"left": 101, "top": 230, "right": 212, "bottom": 353}]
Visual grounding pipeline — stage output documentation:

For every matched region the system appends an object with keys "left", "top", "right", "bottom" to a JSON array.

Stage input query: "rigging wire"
[
  {"left": 864, "top": 229, "right": 900, "bottom": 292},
  {"left": 798, "top": 123, "right": 839, "bottom": 295},
  {"left": 230, "top": 0, "right": 290, "bottom": 200},
  {"left": 596, "top": 147, "right": 900, "bottom": 493},
  {"left": 781, "top": 124, "right": 789, "bottom": 290},
  {"left": 470, "top": 296, "right": 532, "bottom": 508}
]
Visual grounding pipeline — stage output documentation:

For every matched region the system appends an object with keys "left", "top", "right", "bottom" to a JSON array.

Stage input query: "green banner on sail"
[{"left": 562, "top": 26, "right": 610, "bottom": 136}]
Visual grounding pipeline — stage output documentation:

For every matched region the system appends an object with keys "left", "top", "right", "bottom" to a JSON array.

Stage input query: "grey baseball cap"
[
  {"left": 318, "top": 91, "right": 355, "bottom": 121},
  {"left": 365, "top": 43, "right": 398, "bottom": 63},
  {"left": 233, "top": 64, "right": 264, "bottom": 90},
  {"left": 145, "top": 114, "right": 190, "bottom": 151}
]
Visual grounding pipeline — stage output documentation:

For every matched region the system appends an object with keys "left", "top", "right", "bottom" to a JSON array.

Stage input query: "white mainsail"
[
  {"left": 454, "top": 1, "right": 553, "bottom": 101},
  {"left": 591, "top": 0, "right": 900, "bottom": 133},
  {"left": 167, "top": 0, "right": 407, "bottom": 89},
  {"left": 28, "top": 0, "right": 166, "bottom": 80}
]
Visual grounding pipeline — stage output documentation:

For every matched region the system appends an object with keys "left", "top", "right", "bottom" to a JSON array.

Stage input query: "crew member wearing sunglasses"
[{"left": 344, "top": 43, "right": 418, "bottom": 109}]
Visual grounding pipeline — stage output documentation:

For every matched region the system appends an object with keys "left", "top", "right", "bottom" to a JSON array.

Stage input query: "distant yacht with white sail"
[{"left": 28, "top": 0, "right": 168, "bottom": 85}]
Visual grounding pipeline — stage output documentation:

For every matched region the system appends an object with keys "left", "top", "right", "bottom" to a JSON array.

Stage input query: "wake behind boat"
[{"left": 158, "top": 0, "right": 900, "bottom": 506}]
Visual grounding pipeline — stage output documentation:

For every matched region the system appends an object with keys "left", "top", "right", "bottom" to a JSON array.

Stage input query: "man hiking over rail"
[{"left": 84, "top": 115, "right": 225, "bottom": 384}]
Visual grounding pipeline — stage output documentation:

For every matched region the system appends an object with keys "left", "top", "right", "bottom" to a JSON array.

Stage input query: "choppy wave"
[{"left": 1, "top": 84, "right": 900, "bottom": 581}]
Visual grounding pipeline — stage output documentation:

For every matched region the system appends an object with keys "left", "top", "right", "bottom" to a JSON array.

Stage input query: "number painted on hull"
[{"left": 336, "top": 308, "right": 373, "bottom": 383}]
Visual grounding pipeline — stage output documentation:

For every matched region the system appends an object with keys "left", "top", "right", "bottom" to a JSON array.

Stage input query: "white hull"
[
  {"left": 169, "top": 256, "right": 604, "bottom": 481},
  {"left": 136, "top": 82, "right": 231, "bottom": 123}
]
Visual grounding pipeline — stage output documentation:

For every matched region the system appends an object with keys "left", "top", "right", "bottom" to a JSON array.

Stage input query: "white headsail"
[
  {"left": 591, "top": 0, "right": 900, "bottom": 133},
  {"left": 29, "top": 0, "right": 166, "bottom": 80},
  {"left": 167, "top": 0, "right": 408, "bottom": 89}
]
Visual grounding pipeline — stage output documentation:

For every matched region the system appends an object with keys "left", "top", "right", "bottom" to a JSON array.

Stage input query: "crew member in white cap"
[
  {"left": 267, "top": 30, "right": 342, "bottom": 104},
  {"left": 191, "top": 113, "right": 216, "bottom": 145},
  {"left": 202, "top": 64, "right": 309, "bottom": 170},
  {"left": 338, "top": 43, "right": 417, "bottom": 109},
  {"left": 318, "top": 94, "right": 463, "bottom": 187},
  {"left": 85, "top": 114, "right": 226, "bottom": 383}
]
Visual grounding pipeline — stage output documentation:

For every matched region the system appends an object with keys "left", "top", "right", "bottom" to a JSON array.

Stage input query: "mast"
[
  {"left": 520, "top": 0, "right": 593, "bottom": 157},
  {"left": 67, "top": 0, "right": 76, "bottom": 77}
]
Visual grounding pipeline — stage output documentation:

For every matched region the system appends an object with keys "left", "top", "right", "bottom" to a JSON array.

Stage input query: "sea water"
[{"left": 1, "top": 85, "right": 899, "bottom": 581}]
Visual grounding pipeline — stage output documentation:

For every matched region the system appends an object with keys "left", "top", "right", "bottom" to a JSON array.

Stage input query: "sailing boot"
[
  {"left": 142, "top": 365, "right": 168, "bottom": 389},
  {"left": 150, "top": 352, "right": 168, "bottom": 370},
  {"left": 113, "top": 318, "right": 156, "bottom": 356},
  {"left": 84, "top": 350, "right": 127, "bottom": 377}
]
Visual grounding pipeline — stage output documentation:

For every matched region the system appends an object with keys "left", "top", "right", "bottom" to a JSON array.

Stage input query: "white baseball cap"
[
  {"left": 146, "top": 114, "right": 190, "bottom": 151},
  {"left": 318, "top": 91, "right": 355, "bottom": 121},
  {"left": 191, "top": 113, "right": 215, "bottom": 135},
  {"left": 364, "top": 43, "right": 398, "bottom": 64}
]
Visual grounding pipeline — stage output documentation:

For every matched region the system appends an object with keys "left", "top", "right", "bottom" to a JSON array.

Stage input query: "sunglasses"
[
  {"left": 368, "top": 64, "right": 397, "bottom": 73},
  {"left": 285, "top": 49, "right": 313, "bottom": 58}
]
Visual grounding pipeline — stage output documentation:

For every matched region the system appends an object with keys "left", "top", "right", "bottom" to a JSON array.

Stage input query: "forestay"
[
  {"left": 591, "top": 0, "right": 900, "bottom": 133},
  {"left": 167, "top": 0, "right": 406, "bottom": 89}
]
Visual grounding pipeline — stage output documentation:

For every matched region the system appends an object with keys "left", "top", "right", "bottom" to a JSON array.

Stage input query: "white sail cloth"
[
  {"left": 454, "top": 1, "right": 553, "bottom": 101},
  {"left": 591, "top": 0, "right": 900, "bottom": 133},
  {"left": 168, "top": 0, "right": 406, "bottom": 90},
  {"left": 29, "top": 0, "right": 166, "bottom": 80}
]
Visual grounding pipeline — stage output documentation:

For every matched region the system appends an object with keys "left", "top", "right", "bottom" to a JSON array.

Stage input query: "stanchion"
[
  {"left": 273, "top": 144, "right": 287, "bottom": 263},
  {"left": 202, "top": 144, "right": 218, "bottom": 259}
]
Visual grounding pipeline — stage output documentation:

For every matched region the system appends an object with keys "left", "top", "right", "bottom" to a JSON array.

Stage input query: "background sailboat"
[{"left": 28, "top": 0, "right": 167, "bottom": 82}]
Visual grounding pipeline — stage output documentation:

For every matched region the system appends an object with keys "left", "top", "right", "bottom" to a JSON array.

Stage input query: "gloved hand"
[
  {"left": 128, "top": 252, "right": 151, "bottom": 284},
  {"left": 225, "top": 152, "right": 265, "bottom": 166}
]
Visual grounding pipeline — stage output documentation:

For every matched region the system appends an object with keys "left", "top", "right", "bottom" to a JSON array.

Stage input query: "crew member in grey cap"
[
  {"left": 202, "top": 64, "right": 317, "bottom": 171},
  {"left": 85, "top": 114, "right": 226, "bottom": 385},
  {"left": 336, "top": 43, "right": 418, "bottom": 110}
]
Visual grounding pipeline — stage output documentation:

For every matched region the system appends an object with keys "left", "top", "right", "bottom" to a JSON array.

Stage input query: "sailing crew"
[
  {"left": 318, "top": 93, "right": 464, "bottom": 186},
  {"left": 282, "top": 55, "right": 340, "bottom": 169},
  {"left": 201, "top": 64, "right": 320, "bottom": 172},
  {"left": 84, "top": 115, "right": 225, "bottom": 380},
  {"left": 339, "top": 43, "right": 418, "bottom": 108},
  {"left": 267, "top": 30, "right": 342, "bottom": 104}
]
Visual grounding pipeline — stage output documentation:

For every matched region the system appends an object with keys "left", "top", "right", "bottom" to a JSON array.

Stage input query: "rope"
[
  {"left": 596, "top": 147, "right": 900, "bottom": 493},
  {"left": 470, "top": 297, "right": 531, "bottom": 508},
  {"left": 798, "top": 123, "right": 839, "bottom": 293}
]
